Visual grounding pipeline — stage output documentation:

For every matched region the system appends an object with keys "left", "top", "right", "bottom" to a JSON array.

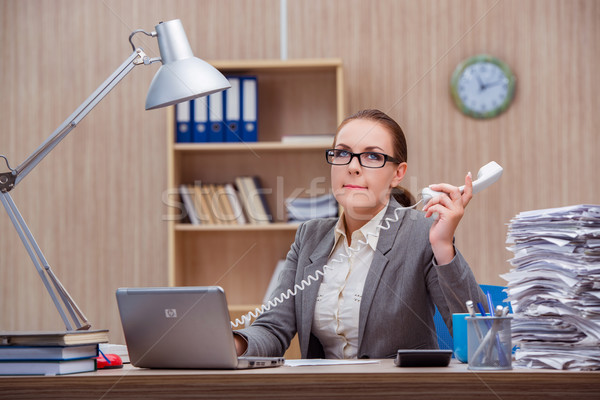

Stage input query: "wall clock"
[{"left": 450, "top": 54, "right": 516, "bottom": 119}]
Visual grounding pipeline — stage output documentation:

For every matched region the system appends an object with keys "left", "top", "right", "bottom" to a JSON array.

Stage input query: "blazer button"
[{"left": 359, "top": 355, "right": 370, "bottom": 359}]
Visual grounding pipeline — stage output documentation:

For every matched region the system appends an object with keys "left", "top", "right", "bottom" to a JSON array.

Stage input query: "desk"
[{"left": 0, "top": 359, "right": 598, "bottom": 399}]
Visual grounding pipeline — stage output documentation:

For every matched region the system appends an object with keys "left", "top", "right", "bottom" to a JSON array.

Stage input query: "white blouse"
[{"left": 312, "top": 205, "right": 387, "bottom": 358}]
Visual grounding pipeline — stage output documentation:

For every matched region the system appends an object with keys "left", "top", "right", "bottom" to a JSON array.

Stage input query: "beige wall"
[{"left": 1, "top": 0, "right": 598, "bottom": 343}]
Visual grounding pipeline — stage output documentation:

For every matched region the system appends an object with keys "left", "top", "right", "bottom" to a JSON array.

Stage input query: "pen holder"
[{"left": 467, "top": 316, "right": 512, "bottom": 370}]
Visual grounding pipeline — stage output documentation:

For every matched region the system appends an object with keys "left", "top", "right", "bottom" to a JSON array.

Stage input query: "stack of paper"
[
  {"left": 285, "top": 193, "right": 338, "bottom": 223},
  {"left": 502, "top": 204, "right": 600, "bottom": 370}
]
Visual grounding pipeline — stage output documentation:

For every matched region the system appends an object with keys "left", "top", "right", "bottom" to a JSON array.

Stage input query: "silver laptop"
[{"left": 116, "top": 286, "right": 284, "bottom": 369}]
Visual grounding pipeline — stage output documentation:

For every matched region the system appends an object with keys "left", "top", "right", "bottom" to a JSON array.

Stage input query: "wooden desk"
[{"left": 1, "top": 359, "right": 598, "bottom": 399}]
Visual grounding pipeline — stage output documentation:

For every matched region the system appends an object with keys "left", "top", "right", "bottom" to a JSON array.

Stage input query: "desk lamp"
[{"left": 0, "top": 19, "right": 230, "bottom": 331}]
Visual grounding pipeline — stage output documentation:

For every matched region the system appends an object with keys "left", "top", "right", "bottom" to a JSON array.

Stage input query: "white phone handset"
[{"left": 421, "top": 161, "right": 503, "bottom": 204}]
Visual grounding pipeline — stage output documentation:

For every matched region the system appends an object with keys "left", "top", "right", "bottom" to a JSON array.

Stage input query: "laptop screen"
[{"left": 116, "top": 286, "right": 240, "bottom": 369}]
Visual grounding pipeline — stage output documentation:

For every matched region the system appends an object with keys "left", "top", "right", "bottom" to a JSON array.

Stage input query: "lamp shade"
[{"left": 145, "top": 19, "right": 230, "bottom": 110}]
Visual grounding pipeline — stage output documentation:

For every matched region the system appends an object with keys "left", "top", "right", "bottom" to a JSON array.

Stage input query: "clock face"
[{"left": 450, "top": 55, "right": 515, "bottom": 119}]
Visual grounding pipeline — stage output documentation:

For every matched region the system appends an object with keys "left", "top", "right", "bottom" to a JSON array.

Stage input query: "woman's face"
[{"left": 331, "top": 119, "right": 407, "bottom": 222}]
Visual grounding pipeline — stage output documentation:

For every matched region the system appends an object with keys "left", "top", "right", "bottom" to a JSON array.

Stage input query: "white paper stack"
[
  {"left": 502, "top": 204, "right": 600, "bottom": 370},
  {"left": 285, "top": 193, "right": 338, "bottom": 223}
]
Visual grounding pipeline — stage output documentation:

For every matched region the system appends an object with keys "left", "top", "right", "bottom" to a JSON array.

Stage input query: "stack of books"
[
  {"left": 503, "top": 204, "right": 600, "bottom": 370},
  {"left": 285, "top": 193, "right": 338, "bottom": 223},
  {"left": 0, "top": 329, "right": 109, "bottom": 375},
  {"left": 179, "top": 176, "right": 272, "bottom": 225}
]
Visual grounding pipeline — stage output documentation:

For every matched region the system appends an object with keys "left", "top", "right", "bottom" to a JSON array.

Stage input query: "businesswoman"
[{"left": 234, "top": 109, "right": 486, "bottom": 359}]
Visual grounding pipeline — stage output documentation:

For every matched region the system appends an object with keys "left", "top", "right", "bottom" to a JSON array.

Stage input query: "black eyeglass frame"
[{"left": 325, "top": 149, "right": 401, "bottom": 169}]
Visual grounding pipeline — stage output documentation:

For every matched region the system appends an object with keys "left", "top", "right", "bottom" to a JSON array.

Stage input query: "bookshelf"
[{"left": 166, "top": 59, "right": 345, "bottom": 309}]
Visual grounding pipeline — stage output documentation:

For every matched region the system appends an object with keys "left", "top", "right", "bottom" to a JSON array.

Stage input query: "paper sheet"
[{"left": 285, "top": 359, "right": 380, "bottom": 367}]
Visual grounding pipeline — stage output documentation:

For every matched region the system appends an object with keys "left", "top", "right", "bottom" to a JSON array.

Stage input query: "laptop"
[{"left": 116, "top": 286, "right": 285, "bottom": 369}]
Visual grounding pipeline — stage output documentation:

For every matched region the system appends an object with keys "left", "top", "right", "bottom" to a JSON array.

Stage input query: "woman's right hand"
[{"left": 234, "top": 334, "right": 248, "bottom": 356}]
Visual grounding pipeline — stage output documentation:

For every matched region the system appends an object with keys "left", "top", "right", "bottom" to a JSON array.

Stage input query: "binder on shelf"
[
  {"left": 195, "top": 183, "right": 217, "bottom": 225},
  {"left": 234, "top": 176, "right": 271, "bottom": 225},
  {"left": 192, "top": 97, "right": 209, "bottom": 142},
  {"left": 179, "top": 184, "right": 201, "bottom": 225},
  {"left": 207, "top": 91, "right": 225, "bottom": 142},
  {"left": 224, "top": 77, "right": 242, "bottom": 142},
  {"left": 234, "top": 177, "right": 258, "bottom": 224},
  {"left": 241, "top": 76, "right": 258, "bottom": 142},
  {"left": 251, "top": 176, "right": 272, "bottom": 223},
  {"left": 224, "top": 183, "right": 247, "bottom": 225},
  {"left": 192, "top": 184, "right": 210, "bottom": 224},
  {"left": 214, "top": 184, "right": 238, "bottom": 225},
  {"left": 175, "top": 101, "right": 192, "bottom": 142},
  {"left": 206, "top": 183, "right": 225, "bottom": 225}
]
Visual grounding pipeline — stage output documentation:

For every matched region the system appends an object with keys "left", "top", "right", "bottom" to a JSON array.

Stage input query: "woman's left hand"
[{"left": 422, "top": 172, "right": 473, "bottom": 265}]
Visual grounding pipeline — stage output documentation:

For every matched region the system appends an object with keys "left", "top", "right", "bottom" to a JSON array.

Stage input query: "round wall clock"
[{"left": 450, "top": 54, "right": 516, "bottom": 119}]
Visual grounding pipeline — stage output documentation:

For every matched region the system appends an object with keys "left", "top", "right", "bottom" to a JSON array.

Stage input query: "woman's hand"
[
  {"left": 234, "top": 334, "right": 248, "bottom": 356},
  {"left": 422, "top": 172, "right": 473, "bottom": 265}
]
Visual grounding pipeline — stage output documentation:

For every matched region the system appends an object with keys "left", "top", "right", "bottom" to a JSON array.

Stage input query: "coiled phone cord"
[{"left": 231, "top": 199, "right": 423, "bottom": 328}]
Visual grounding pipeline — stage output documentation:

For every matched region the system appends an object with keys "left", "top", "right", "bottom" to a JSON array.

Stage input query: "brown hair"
[{"left": 334, "top": 109, "right": 416, "bottom": 206}]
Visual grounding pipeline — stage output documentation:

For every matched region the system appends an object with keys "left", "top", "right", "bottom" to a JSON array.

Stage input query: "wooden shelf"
[
  {"left": 175, "top": 222, "right": 301, "bottom": 232},
  {"left": 210, "top": 58, "right": 343, "bottom": 72},
  {"left": 174, "top": 141, "right": 331, "bottom": 152}
]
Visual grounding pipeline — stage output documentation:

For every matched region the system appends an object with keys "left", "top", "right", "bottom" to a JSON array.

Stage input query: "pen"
[
  {"left": 466, "top": 300, "right": 477, "bottom": 318},
  {"left": 495, "top": 305, "right": 504, "bottom": 317},
  {"left": 476, "top": 302, "right": 488, "bottom": 318},
  {"left": 486, "top": 291, "right": 495, "bottom": 318},
  {"left": 466, "top": 300, "right": 484, "bottom": 342}
]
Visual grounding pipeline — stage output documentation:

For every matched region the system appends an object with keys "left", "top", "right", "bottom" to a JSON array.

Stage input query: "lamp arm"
[
  {"left": 5, "top": 49, "right": 147, "bottom": 190},
  {"left": 0, "top": 48, "right": 149, "bottom": 331}
]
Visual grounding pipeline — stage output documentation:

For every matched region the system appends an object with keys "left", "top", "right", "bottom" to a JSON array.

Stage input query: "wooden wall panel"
[
  {"left": 0, "top": 0, "right": 280, "bottom": 342},
  {"left": 287, "top": 0, "right": 600, "bottom": 285},
  {"left": 1, "top": 0, "right": 598, "bottom": 343}
]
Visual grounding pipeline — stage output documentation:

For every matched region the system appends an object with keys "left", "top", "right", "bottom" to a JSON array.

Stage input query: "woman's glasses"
[{"left": 325, "top": 149, "right": 400, "bottom": 168}]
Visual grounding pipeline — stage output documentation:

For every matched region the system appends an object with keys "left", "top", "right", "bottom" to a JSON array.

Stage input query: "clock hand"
[
  {"left": 475, "top": 73, "right": 485, "bottom": 92},
  {"left": 481, "top": 79, "right": 505, "bottom": 90}
]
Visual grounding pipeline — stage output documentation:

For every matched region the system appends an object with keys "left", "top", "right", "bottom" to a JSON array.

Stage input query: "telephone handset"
[
  {"left": 231, "top": 161, "right": 504, "bottom": 328},
  {"left": 421, "top": 161, "right": 503, "bottom": 204}
]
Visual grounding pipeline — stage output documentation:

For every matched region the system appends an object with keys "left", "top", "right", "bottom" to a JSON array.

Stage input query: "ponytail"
[{"left": 391, "top": 186, "right": 416, "bottom": 207}]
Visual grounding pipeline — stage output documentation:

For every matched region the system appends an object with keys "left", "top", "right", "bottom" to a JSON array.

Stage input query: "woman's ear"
[{"left": 391, "top": 162, "right": 408, "bottom": 187}]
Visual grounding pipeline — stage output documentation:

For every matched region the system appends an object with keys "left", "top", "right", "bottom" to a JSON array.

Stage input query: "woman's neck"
[
  {"left": 342, "top": 217, "right": 365, "bottom": 243},
  {"left": 342, "top": 203, "right": 388, "bottom": 242}
]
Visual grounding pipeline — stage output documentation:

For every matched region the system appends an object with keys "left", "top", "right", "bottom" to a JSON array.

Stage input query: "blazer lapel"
[
  {"left": 357, "top": 199, "right": 408, "bottom": 347},
  {"left": 298, "top": 225, "right": 335, "bottom": 356}
]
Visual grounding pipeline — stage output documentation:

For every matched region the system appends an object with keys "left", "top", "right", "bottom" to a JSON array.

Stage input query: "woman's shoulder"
[
  {"left": 297, "top": 217, "right": 338, "bottom": 235},
  {"left": 291, "top": 217, "right": 338, "bottom": 252},
  {"left": 404, "top": 207, "right": 432, "bottom": 226},
  {"left": 405, "top": 208, "right": 433, "bottom": 234},
  {"left": 386, "top": 200, "right": 432, "bottom": 226}
]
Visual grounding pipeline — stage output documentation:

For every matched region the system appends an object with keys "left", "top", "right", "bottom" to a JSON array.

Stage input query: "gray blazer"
[{"left": 237, "top": 197, "right": 486, "bottom": 359}]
